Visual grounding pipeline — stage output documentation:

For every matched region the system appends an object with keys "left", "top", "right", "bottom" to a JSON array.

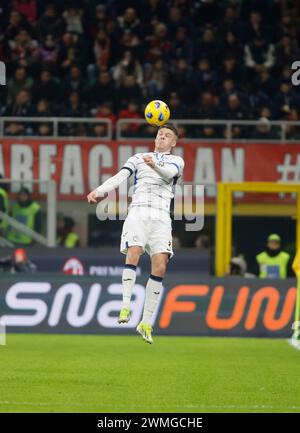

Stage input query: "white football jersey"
[{"left": 122, "top": 152, "right": 185, "bottom": 214}]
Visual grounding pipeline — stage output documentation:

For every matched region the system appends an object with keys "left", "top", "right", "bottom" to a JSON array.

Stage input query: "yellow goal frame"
[{"left": 216, "top": 182, "right": 300, "bottom": 276}]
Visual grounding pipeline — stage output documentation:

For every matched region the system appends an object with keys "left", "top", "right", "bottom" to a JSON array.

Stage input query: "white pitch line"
[
  {"left": 286, "top": 338, "right": 300, "bottom": 351},
  {"left": 0, "top": 401, "right": 300, "bottom": 410}
]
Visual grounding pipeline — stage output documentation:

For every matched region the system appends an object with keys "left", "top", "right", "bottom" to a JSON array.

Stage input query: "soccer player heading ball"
[{"left": 87, "top": 123, "right": 184, "bottom": 344}]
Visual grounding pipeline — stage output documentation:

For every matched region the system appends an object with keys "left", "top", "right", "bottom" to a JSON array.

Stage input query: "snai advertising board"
[{"left": 0, "top": 275, "right": 296, "bottom": 337}]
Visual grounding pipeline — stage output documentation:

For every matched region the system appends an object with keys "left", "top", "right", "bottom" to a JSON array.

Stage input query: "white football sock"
[
  {"left": 142, "top": 275, "right": 163, "bottom": 324},
  {"left": 122, "top": 265, "right": 137, "bottom": 309}
]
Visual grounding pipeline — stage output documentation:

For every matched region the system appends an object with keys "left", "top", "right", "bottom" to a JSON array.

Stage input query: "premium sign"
[
  {"left": 0, "top": 276, "right": 296, "bottom": 337},
  {"left": 1, "top": 139, "right": 299, "bottom": 202}
]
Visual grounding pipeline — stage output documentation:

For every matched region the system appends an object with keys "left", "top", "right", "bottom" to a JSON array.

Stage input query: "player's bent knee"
[
  {"left": 153, "top": 267, "right": 166, "bottom": 277},
  {"left": 151, "top": 254, "right": 168, "bottom": 277},
  {"left": 126, "top": 246, "right": 143, "bottom": 265}
]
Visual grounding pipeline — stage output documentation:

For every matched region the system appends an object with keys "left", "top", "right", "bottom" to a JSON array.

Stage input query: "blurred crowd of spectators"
[{"left": 1, "top": 0, "right": 300, "bottom": 138}]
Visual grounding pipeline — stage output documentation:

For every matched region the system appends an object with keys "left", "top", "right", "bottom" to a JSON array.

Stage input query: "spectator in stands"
[
  {"left": 12, "top": 0, "right": 37, "bottom": 25},
  {"left": 87, "top": 71, "right": 116, "bottom": 110},
  {"left": 196, "top": 26, "right": 221, "bottom": 62},
  {"left": 91, "top": 5, "right": 110, "bottom": 38},
  {"left": 251, "top": 117, "right": 278, "bottom": 139},
  {"left": 33, "top": 99, "right": 53, "bottom": 134},
  {"left": 254, "top": 66, "right": 277, "bottom": 102},
  {"left": 62, "top": 6, "right": 85, "bottom": 36},
  {"left": 259, "top": 106, "right": 272, "bottom": 120},
  {"left": 5, "top": 89, "right": 33, "bottom": 116},
  {"left": 60, "top": 91, "right": 86, "bottom": 136},
  {"left": 222, "top": 30, "right": 243, "bottom": 60},
  {"left": 62, "top": 65, "right": 84, "bottom": 99},
  {"left": 33, "top": 70, "right": 61, "bottom": 105},
  {"left": 4, "top": 122, "right": 26, "bottom": 136},
  {"left": 222, "top": 94, "right": 247, "bottom": 120},
  {"left": 244, "top": 36, "right": 276, "bottom": 78},
  {"left": 278, "top": 11, "right": 298, "bottom": 41},
  {"left": 144, "top": 22, "right": 171, "bottom": 63},
  {"left": 118, "top": 100, "right": 142, "bottom": 136},
  {"left": 243, "top": 11, "right": 270, "bottom": 43},
  {"left": 168, "top": 7, "right": 191, "bottom": 40},
  {"left": 2, "top": 0, "right": 300, "bottom": 132},
  {"left": 57, "top": 215, "right": 80, "bottom": 248},
  {"left": 117, "top": 7, "right": 141, "bottom": 38},
  {"left": 0, "top": 248, "right": 37, "bottom": 273},
  {"left": 118, "top": 75, "right": 143, "bottom": 109},
  {"left": 220, "top": 5, "right": 243, "bottom": 37},
  {"left": 276, "top": 35, "right": 299, "bottom": 69},
  {"left": 177, "top": 125, "right": 187, "bottom": 139},
  {"left": 5, "top": 11, "right": 30, "bottom": 41},
  {"left": 167, "top": 91, "right": 186, "bottom": 119},
  {"left": 34, "top": 99, "right": 52, "bottom": 117},
  {"left": 7, "top": 187, "right": 42, "bottom": 246},
  {"left": 118, "top": 29, "right": 142, "bottom": 60},
  {"left": 194, "top": 234, "right": 211, "bottom": 250},
  {"left": 113, "top": 50, "right": 143, "bottom": 87},
  {"left": 95, "top": 101, "right": 116, "bottom": 132},
  {"left": 274, "top": 81, "right": 298, "bottom": 119},
  {"left": 8, "top": 29, "right": 39, "bottom": 71},
  {"left": 219, "top": 54, "right": 242, "bottom": 85},
  {"left": 221, "top": 94, "right": 249, "bottom": 138},
  {"left": 6, "top": 67, "right": 33, "bottom": 105},
  {"left": 90, "top": 124, "right": 107, "bottom": 137},
  {"left": 283, "top": 107, "right": 300, "bottom": 139},
  {"left": 195, "top": 91, "right": 220, "bottom": 119},
  {"left": 192, "top": 57, "right": 218, "bottom": 93},
  {"left": 144, "top": 58, "right": 168, "bottom": 99},
  {"left": 64, "top": 91, "right": 85, "bottom": 117},
  {"left": 220, "top": 78, "right": 240, "bottom": 105},
  {"left": 37, "top": 34, "right": 59, "bottom": 72},
  {"left": 170, "top": 26, "right": 194, "bottom": 64},
  {"left": 58, "top": 32, "right": 83, "bottom": 74},
  {"left": 35, "top": 4, "right": 64, "bottom": 41},
  {"left": 93, "top": 29, "right": 111, "bottom": 71},
  {"left": 37, "top": 123, "right": 52, "bottom": 136},
  {"left": 198, "top": 125, "right": 219, "bottom": 139},
  {"left": 169, "top": 57, "right": 196, "bottom": 105}
]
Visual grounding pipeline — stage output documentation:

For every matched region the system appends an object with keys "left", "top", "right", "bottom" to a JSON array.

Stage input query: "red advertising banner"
[{"left": 1, "top": 139, "right": 300, "bottom": 201}]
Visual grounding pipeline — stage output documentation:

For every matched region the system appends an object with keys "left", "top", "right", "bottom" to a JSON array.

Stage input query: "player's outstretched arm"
[{"left": 87, "top": 169, "right": 131, "bottom": 204}]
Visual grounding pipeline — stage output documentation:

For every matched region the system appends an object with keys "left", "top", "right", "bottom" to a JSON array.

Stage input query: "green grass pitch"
[{"left": 0, "top": 334, "right": 299, "bottom": 413}]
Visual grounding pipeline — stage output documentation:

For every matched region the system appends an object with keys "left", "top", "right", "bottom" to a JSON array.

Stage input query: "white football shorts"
[{"left": 120, "top": 206, "right": 173, "bottom": 258}]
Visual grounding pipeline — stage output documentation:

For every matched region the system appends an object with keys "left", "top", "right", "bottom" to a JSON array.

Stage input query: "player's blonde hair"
[{"left": 158, "top": 123, "right": 179, "bottom": 138}]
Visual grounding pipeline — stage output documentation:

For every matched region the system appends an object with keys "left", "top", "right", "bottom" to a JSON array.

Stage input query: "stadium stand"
[{"left": 0, "top": 0, "right": 300, "bottom": 138}]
